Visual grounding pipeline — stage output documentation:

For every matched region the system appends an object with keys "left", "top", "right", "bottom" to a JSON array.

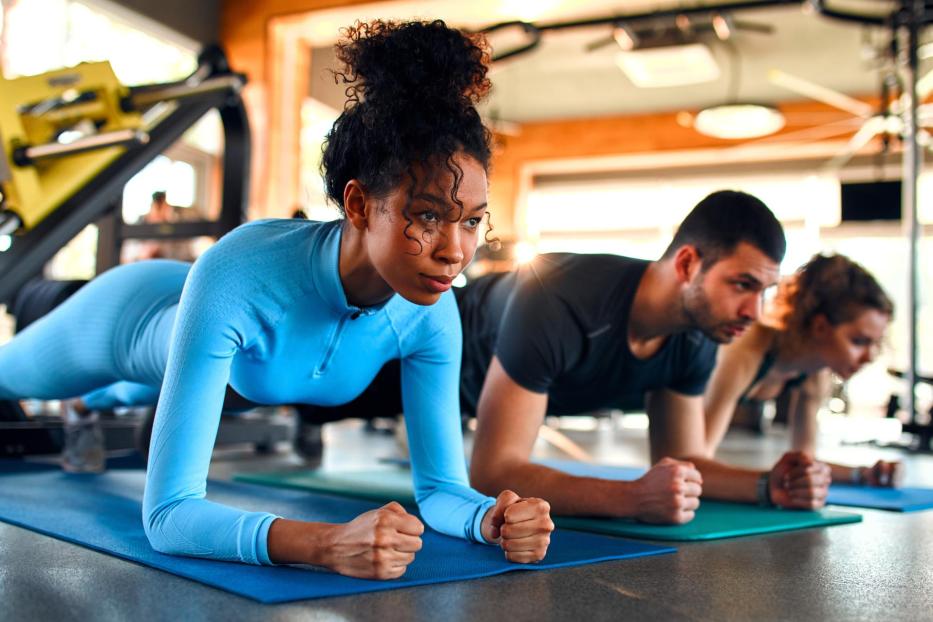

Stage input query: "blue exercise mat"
[
  {"left": 0, "top": 466, "right": 675, "bottom": 603},
  {"left": 826, "top": 484, "right": 933, "bottom": 512}
]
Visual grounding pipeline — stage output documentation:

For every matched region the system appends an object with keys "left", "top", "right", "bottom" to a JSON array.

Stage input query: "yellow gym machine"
[
  {"left": 0, "top": 45, "right": 251, "bottom": 304},
  {"left": 0, "top": 61, "right": 146, "bottom": 236}
]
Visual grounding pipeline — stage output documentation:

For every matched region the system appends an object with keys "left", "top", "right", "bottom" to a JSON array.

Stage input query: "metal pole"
[
  {"left": 128, "top": 75, "right": 244, "bottom": 110},
  {"left": 900, "top": 0, "right": 922, "bottom": 424},
  {"left": 13, "top": 129, "right": 149, "bottom": 165}
]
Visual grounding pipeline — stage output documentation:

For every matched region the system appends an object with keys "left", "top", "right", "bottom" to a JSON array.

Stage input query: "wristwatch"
[{"left": 757, "top": 472, "right": 774, "bottom": 507}]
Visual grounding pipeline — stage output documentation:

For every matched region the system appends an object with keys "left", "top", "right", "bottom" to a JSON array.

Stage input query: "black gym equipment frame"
[{"left": 0, "top": 47, "right": 250, "bottom": 305}]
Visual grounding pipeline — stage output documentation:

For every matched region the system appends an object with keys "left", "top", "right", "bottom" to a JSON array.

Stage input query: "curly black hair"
[{"left": 321, "top": 20, "right": 493, "bottom": 243}]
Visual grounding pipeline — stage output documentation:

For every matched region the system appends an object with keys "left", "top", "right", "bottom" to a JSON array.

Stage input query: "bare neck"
[
  {"left": 337, "top": 224, "right": 394, "bottom": 308},
  {"left": 627, "top": 260, "right": 692, "bottom": 357}
]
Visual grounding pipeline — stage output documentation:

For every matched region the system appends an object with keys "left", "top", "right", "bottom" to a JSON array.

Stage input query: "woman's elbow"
[
  {"left": 142, "top": 502, "right": 199, "bottom": 556},
  {"left": 142, "top": 504, "right": 174, "bottom": 553}
]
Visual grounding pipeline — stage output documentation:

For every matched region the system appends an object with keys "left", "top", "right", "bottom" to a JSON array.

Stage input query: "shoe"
[
  {"left": 294, "top": 421, "right": 324, "bottom": 461},
  {"left": 61, "top": 401, "right": 105, "bottom": 473}
]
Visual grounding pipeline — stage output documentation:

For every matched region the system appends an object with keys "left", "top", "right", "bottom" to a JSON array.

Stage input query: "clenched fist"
[
  {"left": 319, "top": 501, "right": 424, "bottom": 579},
  {"left": 481, "top": 490, "right": 554, "bottom": 563},
  {"left": 769, "top": 451, "right": 831, "bottom": 509},
  {"left": 855, "top": 460, "right": 903, "bottom": 487},
  {"left": 631, "top": 457, "right": 703, "bottom": 524}
]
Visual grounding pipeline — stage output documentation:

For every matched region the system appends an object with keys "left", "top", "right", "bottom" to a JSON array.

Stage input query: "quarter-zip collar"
[{"left": 309, "top": 219, "right": 393, "bottom": 319}]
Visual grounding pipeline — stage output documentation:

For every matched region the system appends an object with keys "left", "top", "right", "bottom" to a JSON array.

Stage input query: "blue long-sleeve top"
[{"left": 143, "top": 218, "right": 495, "bottom": 564}]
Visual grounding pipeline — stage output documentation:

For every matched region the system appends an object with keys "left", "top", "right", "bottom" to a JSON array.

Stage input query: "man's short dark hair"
[
  {"left": 662, "top": 190, "right": 786, "bottom": 268},
  {"left": 151, "top": 191, "right": 167, "bottom": 203}
]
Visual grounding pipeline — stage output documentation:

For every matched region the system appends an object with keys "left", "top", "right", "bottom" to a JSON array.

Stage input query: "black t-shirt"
[{"left": 456, "top": 253, "right": 718, "bottom": 416}]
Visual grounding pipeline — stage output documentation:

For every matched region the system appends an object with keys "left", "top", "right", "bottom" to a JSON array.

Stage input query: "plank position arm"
[
  {"left": 470, "top": 356, "right": 701, "bottom": 524},
  {"left": 662, "top": 335, "right": 831, "bottom": 509},
  {"left": 787, "top": 371, "right": 902, "bottom": 487}
]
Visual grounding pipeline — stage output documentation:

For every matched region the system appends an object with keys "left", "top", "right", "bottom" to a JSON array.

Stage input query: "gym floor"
[{"left": 1, "top": 416, "right": 931, "bottom": 621}]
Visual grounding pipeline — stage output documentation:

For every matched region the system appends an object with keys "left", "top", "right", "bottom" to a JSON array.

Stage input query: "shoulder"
[
  {"left": 677, "top": 329, "right": 719, "bottom": 364},
  {"left": 184, "top": 219, "right": 339, "bottom": 317},
  {"left": 505, "top": 254, "right": 625, "bottom": 307},
  {"left": 518, "top": 253, "right": 643, "bottom": 285},
  {"left": 192, "top": 219, "right": 335, "bottom": 276},
  {"left": 389, "top": 289, "right": 459, "bottom": 338},
  {"left": 207, "top": 219, "right": 334, "bottom": 259},
  {"left": 388, "top": 290, "right": 461, "bottom": 360},
  {"left": 722, "top": 323, "right": 777, "bottom": 366}
]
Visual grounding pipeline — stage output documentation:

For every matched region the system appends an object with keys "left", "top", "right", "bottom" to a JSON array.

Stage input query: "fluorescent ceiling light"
[
  {"left": 615, "top": 43, "right": 720, "bottom": 88},
  {"left": 693, "top": 103, "right": 786, "bottom": 139}
]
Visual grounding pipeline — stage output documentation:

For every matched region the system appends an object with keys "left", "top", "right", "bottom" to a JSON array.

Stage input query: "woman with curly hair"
[
  {"left": 703, "top": 253, "right": 900, "bottom": 488},
  {"left": 0, "top": 20, "right": 553, "bottom": 578}
]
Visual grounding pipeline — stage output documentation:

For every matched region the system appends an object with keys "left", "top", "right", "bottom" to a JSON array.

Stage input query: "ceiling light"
[
  {"left": 616, "top": 43, "right": 720, "bottom": 88},
  {"left": 612, "top": 24, "right": 639, "bottom": 51},
  {"left": 712, "top": 13, "right": 732, "bottom": 40},
  {"left": 693, "top": 103, "right": 786, "bottom": 139},
  {"left": 675, "top": 14, "right": 692, "bottom": 33}
]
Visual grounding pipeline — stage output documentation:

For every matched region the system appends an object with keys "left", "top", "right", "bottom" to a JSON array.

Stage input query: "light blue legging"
[{"left": 0, "top": 260, "right": 188, "bottom": 410}]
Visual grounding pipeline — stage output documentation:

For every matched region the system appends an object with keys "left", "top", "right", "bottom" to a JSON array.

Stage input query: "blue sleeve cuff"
[
  {"left": 256, "top": 514, "right": 278, "bottom": 565},
  {"left": 470, "top": 498, "right": 497, "bottom": 544}
]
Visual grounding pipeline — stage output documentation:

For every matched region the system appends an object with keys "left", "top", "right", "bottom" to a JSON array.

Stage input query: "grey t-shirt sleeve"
[{"left": 493, "top": 276, "right": 580, "bottom": 394}]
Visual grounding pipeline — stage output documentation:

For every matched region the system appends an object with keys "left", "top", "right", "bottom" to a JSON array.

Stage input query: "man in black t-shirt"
[
  {"left": 467, "top": 191, "right": 832, "bottom": 523},
  {"left": 458, "top": 254, "right": 717, "bottom": 418}
]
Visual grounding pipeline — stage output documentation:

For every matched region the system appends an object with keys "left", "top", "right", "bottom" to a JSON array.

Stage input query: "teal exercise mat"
[
  {"left": 0, "top": 464, "right": 675, "bottom": 603},
  {"left": 553, "top": 500, "right": 861, "bottom": 541},
  {"left": 236, "top": 467, "right": 419, "bottom": 504},
  {"left": 539, "top": 459, "right": 933, "bottom": 513},
  {"left": 540, "top": 459, "right": 862, "bottom": 539},
  {"left": 238, "top": 463, "right": 861, "bottom": 541},
  {"left": 235, "top": 459, "right": 644, "bottom": 504}
]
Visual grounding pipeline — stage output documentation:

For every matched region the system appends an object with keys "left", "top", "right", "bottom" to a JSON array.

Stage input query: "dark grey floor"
[{"left": 2, "top": 415, "right": 932, "bottom": 622}]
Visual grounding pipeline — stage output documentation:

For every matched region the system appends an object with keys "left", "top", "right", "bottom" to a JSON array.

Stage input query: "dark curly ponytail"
[
  {"left": 321, "top": 20, "right": 493, "bottom": 227},
  {"left": 769, "top": 253, "right": 893, "bottom": 334}
]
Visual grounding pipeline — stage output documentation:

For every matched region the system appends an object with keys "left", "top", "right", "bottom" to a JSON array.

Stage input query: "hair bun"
[{"left": 335, "top": 20, "right": 491, "bottom": 111}]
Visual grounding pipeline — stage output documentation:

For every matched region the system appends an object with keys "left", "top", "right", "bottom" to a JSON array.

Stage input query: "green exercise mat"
[
  {"left": 235, "top": 467, "right": 862, "bottom": 541},
  {"left": 237, "top": 468, "right": 418, "bottom": 505},
  {"left": 554, "top": 501, "right": 861, "bottom": 541}
]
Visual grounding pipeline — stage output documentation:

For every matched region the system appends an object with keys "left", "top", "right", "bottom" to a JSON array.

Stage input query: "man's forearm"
[
  {"left": 684, "top": 456, "right": 763, "bottom": 504},
  {"left": 471, "top": 460, "right": 639, "bottom": 517}
]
